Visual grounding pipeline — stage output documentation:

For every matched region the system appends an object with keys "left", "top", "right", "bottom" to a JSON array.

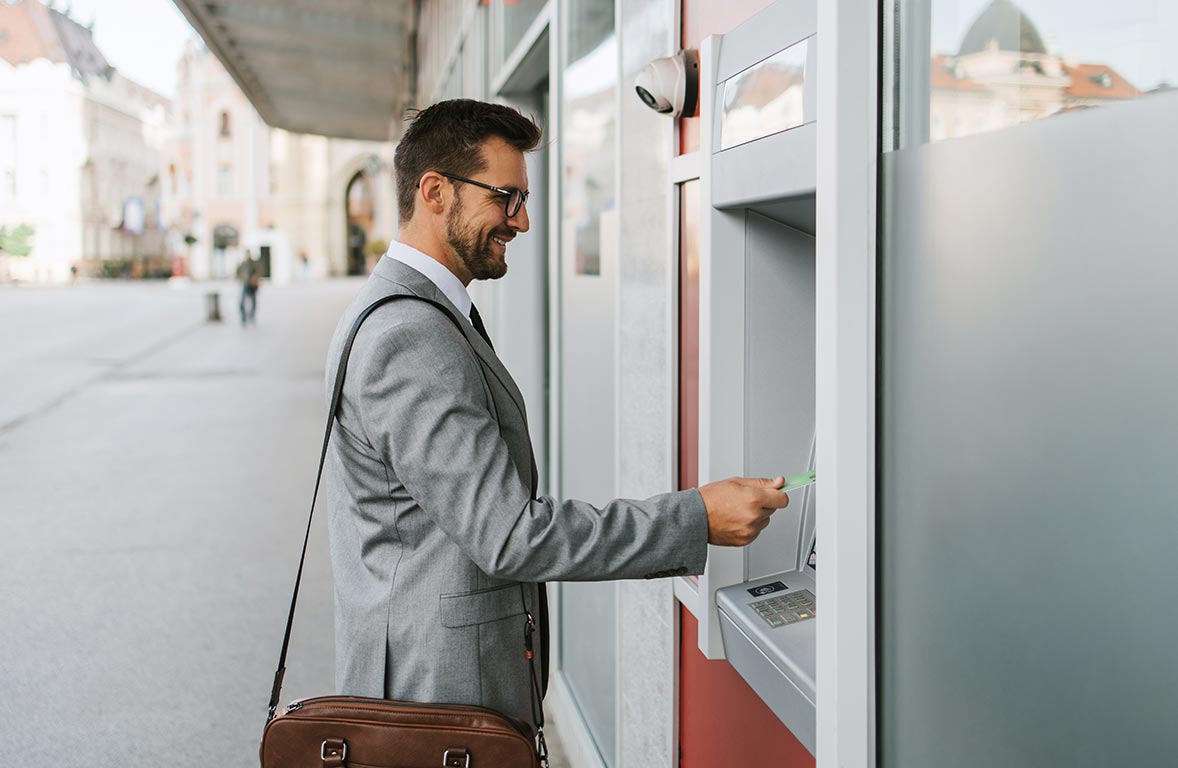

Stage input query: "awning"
[{"left": 171, "top": 0, "right": 416, "bottom": 141}]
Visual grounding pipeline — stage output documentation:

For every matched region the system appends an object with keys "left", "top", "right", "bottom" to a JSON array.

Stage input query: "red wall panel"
[
  {"left": 678, "top": 0, "right": 777, "bottom": 154},
  {"left": 679, "top": 608, "right": 815, "bottom": 768},
  {"left": 676, "top": 2, "right": 810, "bottom": 766}
]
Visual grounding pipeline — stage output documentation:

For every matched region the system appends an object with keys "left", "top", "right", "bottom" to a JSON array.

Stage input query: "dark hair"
[{"left": 394, "top": 99, "right": 542, "bottom": 222}]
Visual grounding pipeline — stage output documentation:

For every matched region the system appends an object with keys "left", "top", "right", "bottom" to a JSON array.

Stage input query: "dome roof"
[{"left": 958, "top": 0, "right": 1047, "bottom": 56}]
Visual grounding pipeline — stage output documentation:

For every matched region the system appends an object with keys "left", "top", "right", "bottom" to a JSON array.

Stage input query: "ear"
[{"left": 417, "top": 171, "right": 449, "bottom": 216}]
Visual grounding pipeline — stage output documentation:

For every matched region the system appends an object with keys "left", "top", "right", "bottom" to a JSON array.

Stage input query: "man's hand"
[{"left": 698, "top": 476, "right": 789, "bottom": 546}]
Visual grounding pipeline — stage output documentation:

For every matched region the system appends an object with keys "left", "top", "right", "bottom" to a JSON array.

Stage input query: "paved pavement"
[
  {"left": 0, "top": 278, "right": 574, "bottom": 767},
  {"left": 0, "top": 279, "right": 358, "bottom": 764}
]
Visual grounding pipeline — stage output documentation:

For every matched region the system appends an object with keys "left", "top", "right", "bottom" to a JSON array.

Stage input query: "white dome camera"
[{"left": 634, "top": 49, "right": 699, "bottom": 117}]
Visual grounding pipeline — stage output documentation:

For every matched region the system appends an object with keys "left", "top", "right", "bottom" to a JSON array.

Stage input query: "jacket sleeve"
[{"left": 352, "top": 312, "right": 709, "bottom": 583}]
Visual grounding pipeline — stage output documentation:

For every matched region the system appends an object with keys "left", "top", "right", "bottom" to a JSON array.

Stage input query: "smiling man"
[{"left": 322, "top": 99, "right": 789, "bottom": 745}]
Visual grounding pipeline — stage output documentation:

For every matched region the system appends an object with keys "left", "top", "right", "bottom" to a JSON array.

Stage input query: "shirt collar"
[{"left": 383, "top": 240, "right": 473, "bottom": 324}]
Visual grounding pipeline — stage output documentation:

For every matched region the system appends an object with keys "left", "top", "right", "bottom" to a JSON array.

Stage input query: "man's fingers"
[{"left": 733, "top": 475, "right": 785, "bottom": 489}]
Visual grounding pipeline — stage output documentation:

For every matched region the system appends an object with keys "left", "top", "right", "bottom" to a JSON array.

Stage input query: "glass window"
[
  {"left": 678, "top": 180, "right": 701, "bottom": 587},
  {"left": 719, "top": 37, "right": 809, "bottom": 150},
  {"left": 882, "top": 0, "right": 1178, "bottom": 151},
  {"left": 562, "top": 0, "right": 616, "bottom": 277},
  {"left": 559, "top": 9, "right": 618, "bottom": 762}
]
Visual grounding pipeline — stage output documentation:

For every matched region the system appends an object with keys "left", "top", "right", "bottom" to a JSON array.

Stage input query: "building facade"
[
  {"left": 0, "top": 0, "right": 168, "bottom": 283},
  {"left": 161, "top": 41, "right": 396, "bottom": 283},
  {"left": 403, "top": 1, "right": 1178, "bottom": 765}
]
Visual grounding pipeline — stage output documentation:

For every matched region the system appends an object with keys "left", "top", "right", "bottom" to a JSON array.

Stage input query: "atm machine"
[{"left": 676, "top": 0, "right": 820, "bottom": 755}]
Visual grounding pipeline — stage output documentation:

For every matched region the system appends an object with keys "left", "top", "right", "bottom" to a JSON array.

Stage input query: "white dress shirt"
[{"left": 383, "top": 240, "right": 473, "bottom": 326}]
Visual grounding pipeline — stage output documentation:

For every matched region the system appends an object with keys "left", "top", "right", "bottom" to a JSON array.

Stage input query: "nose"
[{"left": 508, "top": 200, "right": 530, "bottom": 233}]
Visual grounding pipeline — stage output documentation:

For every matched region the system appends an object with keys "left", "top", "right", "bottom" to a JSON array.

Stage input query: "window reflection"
[
  {"left": 720, "top": 39, "right": 808, "bottom": 150},
  {"left": 884, "top": 0, "right": 1176, "bottom": 150},
  {"left": 563, "top": 0, "right": 616, "bottom": 276}
]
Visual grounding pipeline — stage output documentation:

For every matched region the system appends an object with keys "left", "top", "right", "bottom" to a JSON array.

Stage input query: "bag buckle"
[
  {"left": 321, "top": 739, "right": 347, "bottom": 765},
  {"left": 443, "top": 748, "right": 471, "bottom": 767}
]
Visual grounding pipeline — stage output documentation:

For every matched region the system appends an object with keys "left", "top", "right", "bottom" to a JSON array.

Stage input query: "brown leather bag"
[
  {"left": 260, "top": 697, "right": 540, "bottom": 767},
  {"left": 259, "top": 296, "right": 547, "bottom": 768}
]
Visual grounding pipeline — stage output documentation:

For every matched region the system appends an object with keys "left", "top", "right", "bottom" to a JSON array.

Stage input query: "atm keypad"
[{"left": 751, "top": 589, "right": 816, "bottom": 628}]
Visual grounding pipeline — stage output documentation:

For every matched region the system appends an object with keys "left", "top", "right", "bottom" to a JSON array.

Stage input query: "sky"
[
  {"left": 54, "top": 0, "right": 196, "bottom": 98},
  {"left": 930, "top": 0, "right": 1178, "bottom": 90}
]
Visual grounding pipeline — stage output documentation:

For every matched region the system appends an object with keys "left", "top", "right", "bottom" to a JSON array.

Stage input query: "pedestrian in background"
[
  {"left": 237, "top": 249, "right": 261, "bottom": 325},
  {"left": 299, "top": 250, "right": 311, "bottom": 282}
]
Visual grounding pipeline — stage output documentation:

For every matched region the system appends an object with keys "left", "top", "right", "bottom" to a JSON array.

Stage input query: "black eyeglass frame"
[{"left": 437, "top": 172, "right": 529, "bottom": 218}]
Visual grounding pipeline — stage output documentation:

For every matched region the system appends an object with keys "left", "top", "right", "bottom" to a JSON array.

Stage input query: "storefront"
[{"left": 179, "top": 0, "right": 1178, "bottom": 765}]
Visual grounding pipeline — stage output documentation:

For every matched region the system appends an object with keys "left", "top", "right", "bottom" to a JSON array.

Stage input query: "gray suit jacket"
[{"left": 324, "top": 256, "right": 708, "bottom": 727}]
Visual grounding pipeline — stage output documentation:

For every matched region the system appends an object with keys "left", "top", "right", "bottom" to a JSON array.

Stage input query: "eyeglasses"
[{"left": 438, "top": 172, "right": 529, "bottom": 218}]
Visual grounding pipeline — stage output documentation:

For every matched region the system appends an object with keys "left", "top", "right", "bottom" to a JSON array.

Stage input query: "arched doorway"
[{"left": 345, "top": 171, "right": 376, "bottom": 275}]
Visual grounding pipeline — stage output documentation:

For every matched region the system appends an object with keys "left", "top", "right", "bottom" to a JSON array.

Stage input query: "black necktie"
[{"left": 469, "top": 303, "right": 494, "bottom": 350}]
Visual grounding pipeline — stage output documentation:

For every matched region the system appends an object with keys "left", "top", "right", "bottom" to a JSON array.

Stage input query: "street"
[{"left": 0, "top": 279, "right": 360, "bottom": 763}]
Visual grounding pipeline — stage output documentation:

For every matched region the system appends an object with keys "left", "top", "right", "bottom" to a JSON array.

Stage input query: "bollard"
[{"left": 205, "top": 291, "right": 222, "bottom": 322}]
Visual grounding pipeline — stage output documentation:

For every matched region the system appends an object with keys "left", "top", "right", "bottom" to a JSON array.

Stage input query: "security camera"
[{"left": 634, "top": 49, "right": 699, "bottom": 118}]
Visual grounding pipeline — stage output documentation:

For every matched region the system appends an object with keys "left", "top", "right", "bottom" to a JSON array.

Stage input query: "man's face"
[{"left": 444, "top": 136, "right": 530, "bottom": 282}]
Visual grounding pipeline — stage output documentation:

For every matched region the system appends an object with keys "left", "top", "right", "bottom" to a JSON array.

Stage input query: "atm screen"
[{"left": 807, "top": 539, "right": 816, "bottom": 571}]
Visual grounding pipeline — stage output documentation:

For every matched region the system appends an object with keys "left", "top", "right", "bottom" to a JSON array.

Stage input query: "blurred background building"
[
  {"left": 0, "top": 0, "right": 168, "bottom": 282},
  {"left": 0, "top": 0, "right": 395, "bottom": 284},
  {"left": 161, "top": 39, "right": 395, "bottom": 284},
  {"left": 928, "top": 0, "right": 1143, "bottom": 142}
]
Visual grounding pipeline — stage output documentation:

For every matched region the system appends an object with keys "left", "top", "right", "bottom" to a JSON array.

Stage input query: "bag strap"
[
  {"left": 267, "top": 294, "right": 430, "bottom": 719},
  {"left": 265, "top": 293, "right": 547, "bottom": 763}
]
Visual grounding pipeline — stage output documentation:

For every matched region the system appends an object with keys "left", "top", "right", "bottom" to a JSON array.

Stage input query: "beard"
[{"left": 445, "top": 195, "right": 508, "bottom": 281}]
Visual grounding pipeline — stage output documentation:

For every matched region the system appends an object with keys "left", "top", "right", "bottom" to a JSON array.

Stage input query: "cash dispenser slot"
[{"left": 703, "top": 0, "right": 819, "bottom": 755}]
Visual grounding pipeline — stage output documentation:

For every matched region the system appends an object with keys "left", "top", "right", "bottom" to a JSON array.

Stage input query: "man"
[
  {"left": 237, "top": 249, "right": 261, "bottom": 325},
  {"left": 324, "top": 99, "right": 788, "bottom": 731}
]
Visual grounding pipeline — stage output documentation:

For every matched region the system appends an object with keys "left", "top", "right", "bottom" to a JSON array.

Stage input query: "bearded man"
[{"left": 323, "top": 99, "right": 789, "bottom": 735}]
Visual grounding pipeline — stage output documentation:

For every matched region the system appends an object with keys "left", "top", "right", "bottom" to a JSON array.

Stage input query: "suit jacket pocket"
[{"left": 439, "top": 583, "right": 526, "bottom": 628}]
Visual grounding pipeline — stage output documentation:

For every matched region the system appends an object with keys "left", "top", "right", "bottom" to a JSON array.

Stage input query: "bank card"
[{"left": 780, "top": 469, "right": 817, "bottom": 492}]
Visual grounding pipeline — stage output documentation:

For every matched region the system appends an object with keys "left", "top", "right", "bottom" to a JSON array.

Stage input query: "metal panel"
[
  {"left": 814, "top": 0, "right": 879, "bottom": 763},
  {"left": 744, "top": 212, "right": 816, "bottom": 582},
  {"left": 880, "top": 92, "right": 1178, "bottom": 768},
  {"left": 170, "top": 0, "right": 414, "bottom": 141}
]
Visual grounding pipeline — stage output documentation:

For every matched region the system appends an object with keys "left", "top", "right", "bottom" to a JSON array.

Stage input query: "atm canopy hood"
[{"left": 171, "top": 0, "right": 416, "bottom": 141}]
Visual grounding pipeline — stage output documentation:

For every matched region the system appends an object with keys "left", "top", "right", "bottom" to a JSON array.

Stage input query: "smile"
[{"left": 492, "top": 236, "right": 508, "bottom": 247}]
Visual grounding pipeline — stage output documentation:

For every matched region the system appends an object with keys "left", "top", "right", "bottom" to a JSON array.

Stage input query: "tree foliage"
[{"left": 0, "top": 223, "right": 35, "bottom": 257}]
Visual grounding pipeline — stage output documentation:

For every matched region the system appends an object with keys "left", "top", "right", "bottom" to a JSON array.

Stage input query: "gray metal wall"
[
  {"left": 879, "top": 92, "right": 1178, "bottom": 766},
  {"left": 744, "top": 211, "right": 816, "bottom": 581}
]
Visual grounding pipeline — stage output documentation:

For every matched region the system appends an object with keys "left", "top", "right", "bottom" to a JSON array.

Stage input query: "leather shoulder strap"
[{"left": 267, "top": 294, "right": 467, "bottom": 720}]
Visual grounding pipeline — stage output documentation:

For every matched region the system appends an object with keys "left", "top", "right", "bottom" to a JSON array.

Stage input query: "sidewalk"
[
  {"left": 0, "top": 278, "right": 573, "bottom": 766},
  {"left": 0, "top": 279, "right": 356, "bottom": 763}
]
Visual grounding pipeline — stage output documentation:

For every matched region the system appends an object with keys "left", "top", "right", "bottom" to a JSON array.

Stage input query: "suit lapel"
[{"left": 372, "top": 258, "right": 531, "bottom": 431}]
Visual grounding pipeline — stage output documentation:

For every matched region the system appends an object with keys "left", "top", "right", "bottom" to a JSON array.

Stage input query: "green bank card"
[{"left": 781, "top": 470, "right": 817, "bottom": 492}]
